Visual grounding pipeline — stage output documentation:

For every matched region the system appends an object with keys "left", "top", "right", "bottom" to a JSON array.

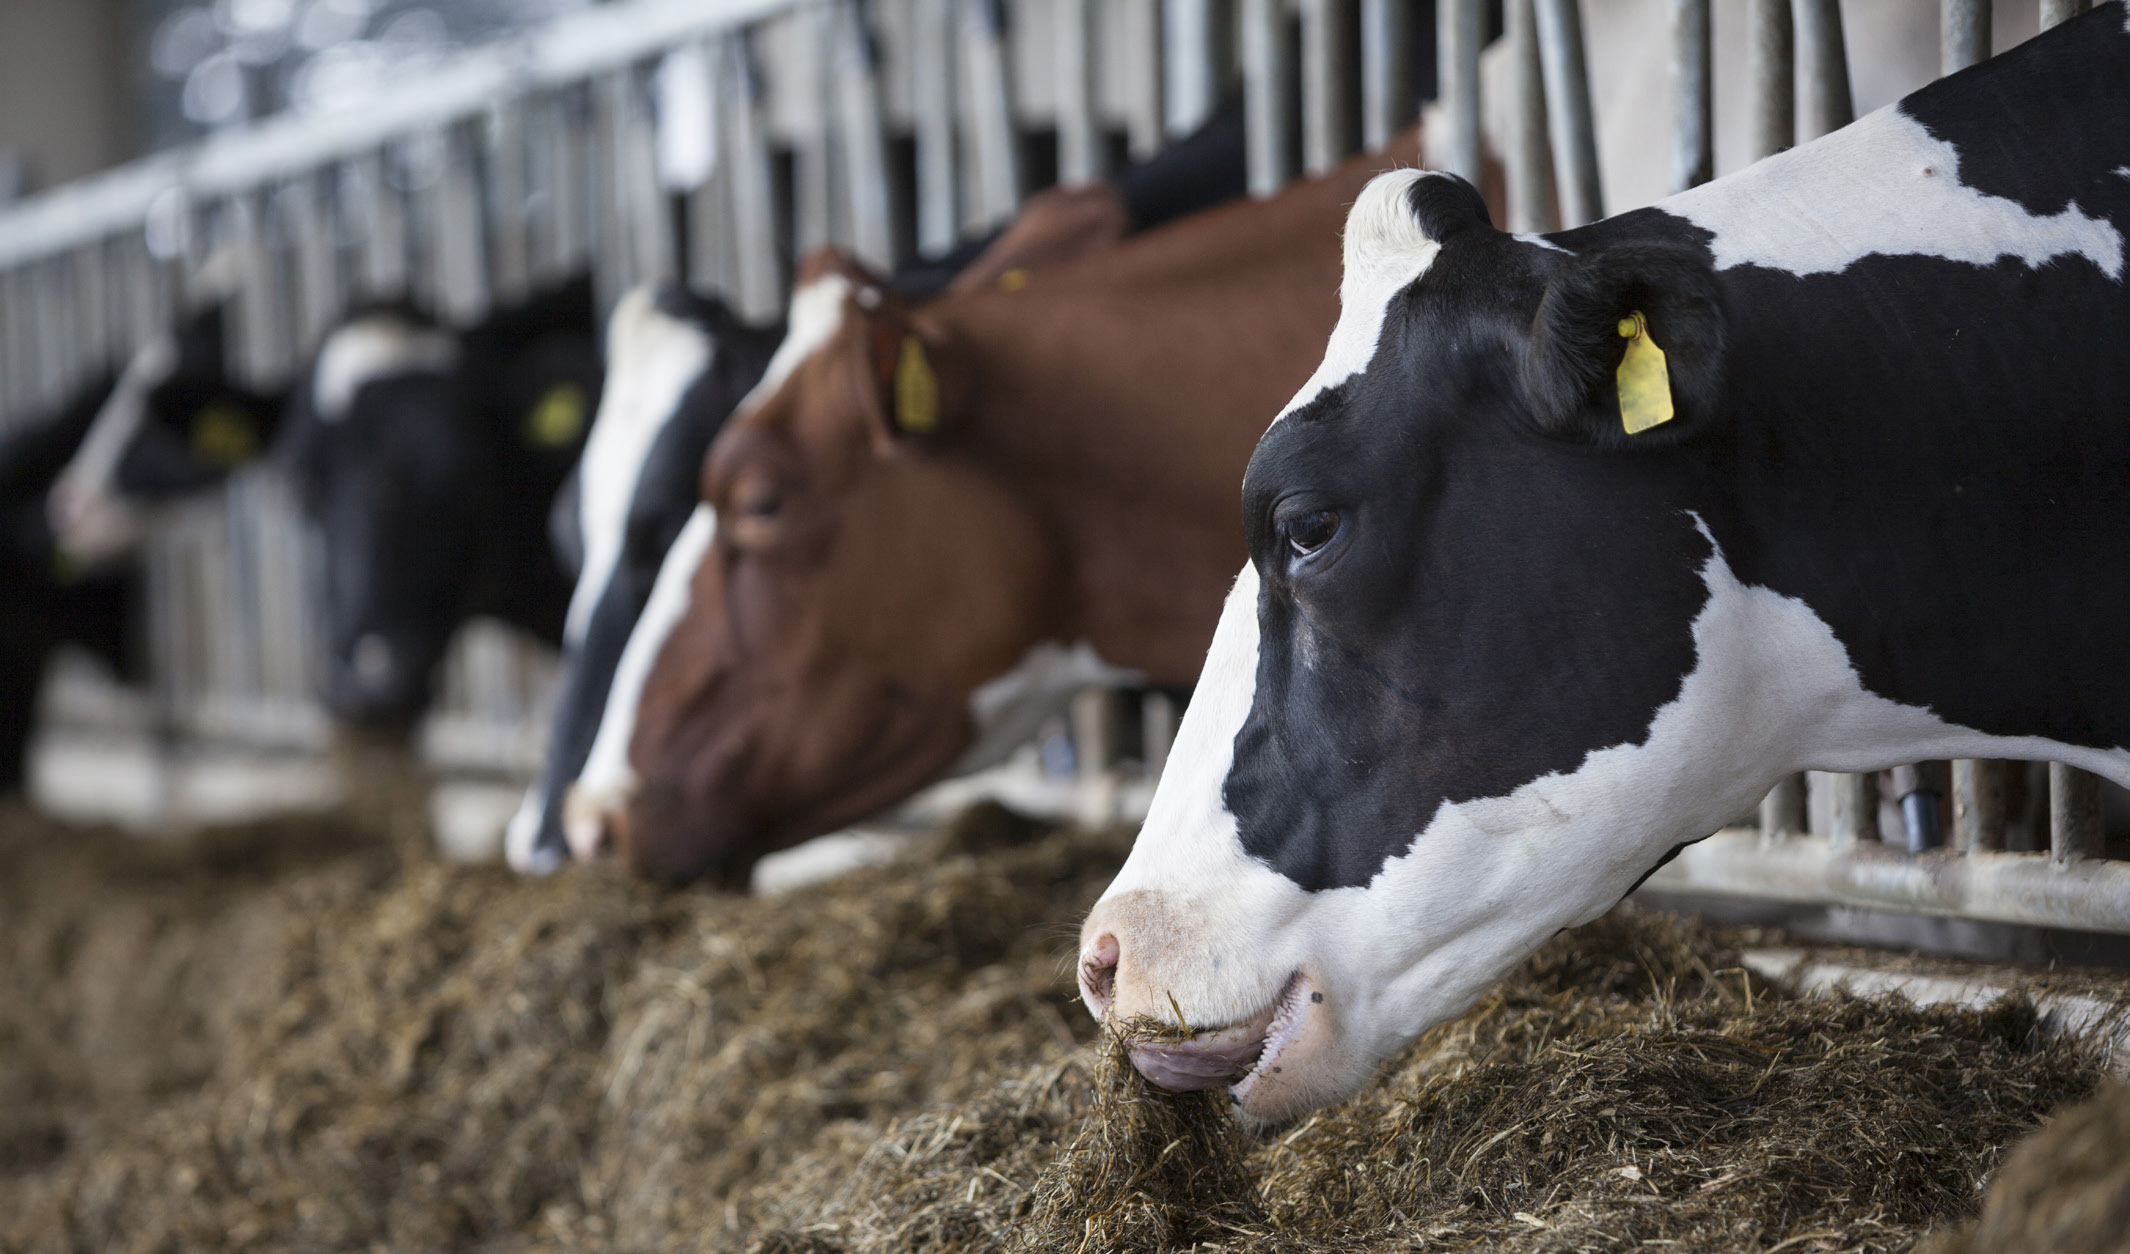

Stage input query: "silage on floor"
[{"left": 0, "top": 779, "right": 2115, "bottom": 1254}]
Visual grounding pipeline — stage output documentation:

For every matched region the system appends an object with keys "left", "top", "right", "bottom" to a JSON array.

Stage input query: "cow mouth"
[{"left": 1126, "top": 971, "right": 1314, "bottom": 1095}]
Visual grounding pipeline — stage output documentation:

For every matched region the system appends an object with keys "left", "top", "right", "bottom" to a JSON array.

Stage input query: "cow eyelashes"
[{"left": 1280, "top": 509, "right": 1341, "bottom": 559}]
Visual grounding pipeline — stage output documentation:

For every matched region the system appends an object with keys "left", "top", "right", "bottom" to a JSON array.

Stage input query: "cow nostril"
[{"left": 1080, "top": 933, "right": 1119, "bottom": 1010}]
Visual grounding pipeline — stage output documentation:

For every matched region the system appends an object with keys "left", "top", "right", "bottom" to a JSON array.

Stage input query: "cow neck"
[{"left": 926, "top": 140, "right": 1411, "bottom": 684}]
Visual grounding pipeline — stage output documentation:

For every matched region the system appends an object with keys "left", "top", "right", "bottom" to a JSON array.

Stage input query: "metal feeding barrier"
[{"left": 0, "top": 0, "right": 2121, "bottom": 929}]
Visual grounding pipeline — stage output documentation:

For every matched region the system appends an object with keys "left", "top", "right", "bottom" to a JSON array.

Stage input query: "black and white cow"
[
  {"left": 1079, "top": 5, "right": 2130, "bottom": 1123},
  {"left": 46, "top": 299, "right": 286, "bottom": 567},
  {"left": 283, "top": 278, "right": 600, "bottom": 727},
  {"left": 503, "top": 285, "right": 781, "bottom": 873}
]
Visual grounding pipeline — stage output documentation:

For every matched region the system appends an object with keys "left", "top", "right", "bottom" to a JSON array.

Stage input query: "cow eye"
[
  {"left": 1281, "top": 509, "right": 1341, "bottom": 558},
  {"left": 736, "top": 483, "right": 784, "bottom": 519}
]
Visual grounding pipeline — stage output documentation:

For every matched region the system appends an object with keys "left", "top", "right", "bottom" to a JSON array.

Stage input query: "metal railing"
[{"left": 1, "top": 0, "right": 2119, "bottom": 930}]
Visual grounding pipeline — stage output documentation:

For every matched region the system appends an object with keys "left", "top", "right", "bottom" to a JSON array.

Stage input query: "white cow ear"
[{"left": 1519, "top": 242, "right": 1728, "bottom": 450}]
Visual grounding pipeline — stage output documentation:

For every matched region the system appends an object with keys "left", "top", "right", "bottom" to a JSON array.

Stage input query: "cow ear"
[
  {"left": 851, "top": 292, "right": 967, "bottom": 450},
  {"left": 1519, "top": 241, "right": 1726, "bottom": 450}
]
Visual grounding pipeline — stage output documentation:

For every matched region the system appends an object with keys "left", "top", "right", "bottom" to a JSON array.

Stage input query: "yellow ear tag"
[
  {"left": 894, "top": 334, "right": 940, "bottom": 433},
  {"left": 998, "top": 268, "right": 1031, "bottom": 292},
  {"left": 1616, "top": 310, "right": 1675, "bottom": 435},
  {"left": 191, "top": 402, "right": 259, "bottom": 468},
  {"left": 525, "top": 382, "right": 589, "bottom": 448}
]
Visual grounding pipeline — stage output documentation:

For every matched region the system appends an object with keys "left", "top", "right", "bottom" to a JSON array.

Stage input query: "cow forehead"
[
  {"left": 1662, "top": 103, "right": 2123, "bottom": 280},
  {"left": 313, "top": 316, "right": 460, "bottom": 423},
  {"left": 733, "top": 274, "right": 851, "bottom": 424},
  {"left": 1270, "top": 170, "right": 1446, "bottom": 429}
]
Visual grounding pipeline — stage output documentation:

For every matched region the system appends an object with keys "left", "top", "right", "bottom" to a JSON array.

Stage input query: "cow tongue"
[{"left": 1126, "top": 991, "right": 1285, "bottom": 1092}]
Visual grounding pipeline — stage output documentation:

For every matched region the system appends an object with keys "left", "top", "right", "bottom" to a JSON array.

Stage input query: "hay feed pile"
[
  {"left": 0, "top": 780, "right": 2115, "bottom": 1254},
  {"left": 742, "top": 910, "right": 2105, "bottom": 1254}
]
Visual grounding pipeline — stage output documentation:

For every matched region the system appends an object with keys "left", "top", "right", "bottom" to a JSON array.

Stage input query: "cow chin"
[{"left": 618, "top": 695, "right": 977, "bottom": 887}]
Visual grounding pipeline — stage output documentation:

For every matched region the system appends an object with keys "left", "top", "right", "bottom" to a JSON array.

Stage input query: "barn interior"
[{"left": 2, "top": 1, "right": 2128, "bottom": 1251}]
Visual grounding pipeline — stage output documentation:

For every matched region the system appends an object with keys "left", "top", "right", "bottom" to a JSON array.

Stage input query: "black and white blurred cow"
[
  {"left": 0, "top": 300, "right": 284, "bottom": 791},
  {"left": 283, "top": 277, "right": 600, "bottom": 728},
  {"left": 46, "top": 298, "right": 287, "bottom": 567},
  {"left": 1079, "top": 6, "right": 2130, "bottom": 1122},
  {"left": 503, "top": 286, "right": 781, "bottom": 872}
]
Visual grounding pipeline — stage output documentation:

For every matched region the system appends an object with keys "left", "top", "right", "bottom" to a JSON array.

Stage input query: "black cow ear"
[{"left": 1519, "top": 241, "right": 1726, "bottom": 450}]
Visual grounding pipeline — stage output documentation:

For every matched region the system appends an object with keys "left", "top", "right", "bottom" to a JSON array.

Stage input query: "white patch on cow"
[
  {"left": 312, "top": 315, "right": 460, "bottom": 423},
  {"left": 1271, "top": 171, "right": 1446, "bottom": 428},
  {"left": 734, "top": 272, "right": 852, "bottom": 422},
  {"left": 950, "top": 641, "right": 1145, "bottom": 776},
  {"left": 564, "top": 504, "right": 717, "bottom": 859},
  {"left": 1098, "top": 527, "right": 2130, "bottom": 1120},
  {"left": 46, "top": 334, "right": 180, "bottom": 565},
  {"left": 565, "top": 288, "right": 715, "bottom": 645},
  {"left": 501, "top": 791, "right": 564, "bottom": 876},
  {"left": 1663, "top": 104, "right": 2124, "bottom": 280},
  {"left": 1515, "top": 232, "right": 1572, "bottom": 254}
]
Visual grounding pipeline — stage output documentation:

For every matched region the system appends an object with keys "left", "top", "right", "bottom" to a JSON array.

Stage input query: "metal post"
[
  {"left": 1242, "top": 0, "right": 1295, "bottom": 196},
  {"left": 344, "top": 151, "right": 408, "bottom": 302},
  {"left": 1360, "top": 0, "right": 1413, "bottom": 153},
  {"left": 435, "top": 123, "right": 492, "bottom": 327},
  {"left": 835, "top": 1, "right": 896, "bottom": 272},
  {"left": 285, "top": 175, "right": 343, "bottom": 358},
  {"left": 1300, "top": 0, "right": 1356, "bottom": 176},
  {"left": 790, "top": 9, "right": 836, "bottom": 256},
  {"left": 1747, "top": 0, "right": 1794, "bottom": 161},
  {"left": 1667, "top": 0, "right": 1711, "bottom": 192},
  {"left": 2039, "top": 0, "right": 2090, "bottom": 28},
  {"left": 1941, "top": 0, "right": 1987, "bottom": 74},
  {"left": 1123, "top": 0, "right": 1165, "bottom": 159},
  {"left": 486, "top": 99, "right": 532, "bottom": 310},
  {"left": 1506, "top": 0, "right": 1554, "bottom": 233},
  {"left": 912, "top": 0, "right": 959, "bottom": 255},
  {"left": 2049, "top": 764, "right": 2105, "bottom": 866},
  {"left": 1792, "top": 0, "right": 1852, "bottom": 141},
  {"left": 960, "top": 0, "right": 1022, "bottom": 231},
  {"left": 1952, "top": 761, "right": 2005, "bottom": 853},
  {"left": 1533, "top": 0, "right": 1601, "bottom": 227},
  {"left": 1055, "top": 0, "right": 1107, "bottom": 184},
  {"left": 1164, "top": 0, "right": 1221, "bottom": 139},
  {"left": 682, "top": 41, "right": 740, "bottom": 297},
  {"left": 1438, "top": 0, "right": 1482, "bottom": 186},
  {"left": 1142, "top": 690, "right": 1178, "bottom": 779},
  {"left": 724, "top": 35, "right": 783, "bottom": 320},
  {"left": 1829, "top": 769, "right": 1878, "bottom": 850},
  {"left": 1760, "top": 775, "right": 1805, "bottom": 839}
]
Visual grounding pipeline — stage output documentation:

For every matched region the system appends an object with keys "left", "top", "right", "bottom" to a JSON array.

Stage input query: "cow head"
[
  {"left": 1078, "top": 170, "right": 1750, "bottom": 1122},
  {"left": 505, "top": 284, "right": 783, "bottom": 874},
  {"left": 567, "top": 251, "right": 1067, "bottom": 884},
  {"left": 47, "top": 302, "right": 284, "bottom": 567}
]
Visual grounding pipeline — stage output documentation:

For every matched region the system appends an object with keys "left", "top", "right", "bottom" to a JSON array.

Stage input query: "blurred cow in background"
[{"left": 282, "top": 277, "right": 600, "bottom": 730}]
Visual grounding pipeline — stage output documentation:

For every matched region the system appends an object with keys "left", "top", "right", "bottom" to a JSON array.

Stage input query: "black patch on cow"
[
  {"left": 1222, "top": 13, "right": 2130, "bottom": 893},
  {"left": 527, "top": 289, "right": 784, "bottom": 860}
]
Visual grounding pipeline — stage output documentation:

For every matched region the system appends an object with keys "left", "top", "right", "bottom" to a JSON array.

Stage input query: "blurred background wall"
[{"left": 0, "top": 0, "right": 135, "bottom": 198}]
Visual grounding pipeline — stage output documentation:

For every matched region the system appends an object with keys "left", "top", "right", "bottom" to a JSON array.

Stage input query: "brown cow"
[{"left": 575, "top": 134, "right": 1448, "bottom": 883}]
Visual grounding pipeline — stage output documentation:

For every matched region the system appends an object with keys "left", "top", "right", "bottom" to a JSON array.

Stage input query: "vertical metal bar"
[
  {"left": 1668, "top": 0, "right": 1711, "bottom": 191},
  {"left": 287, "top": 175, "right": 343, "bottom": 359},
  {"left": 683, "top": 41, "right": 740, "bottom": 297},
  {"left": 1953, "top": 760, "right": 2005, "bottom": 853},
  {"left": 1792, "top": 0, "right": 1852, "bottom": 141},
  {"left": 1164, "top": 0, "right": 1220, "bottom": 138},
  {"left": 961, "top": 0, "right": 1022, "bottom": 229},
  {"left": 622, "top": 66, "right": 680, "bottom": 296},
  {"left": 1360, "top": 0, "right": 1412, "bottom": 152},
  {"left": 486, "top": 98, "right": 532, "bottom": 310},
  {"left": 2039, "top": 0, "right": 2090, "bottom": 28},
  {"left": 1506, "top": 0, "right": 1554, "bottom": 233},
  {"left": 547, "top": 86, "right": 596, "bottom": 285},
  {"left": 1759, "top": 776, "right": 1805, "bottom": 839},
  {"left": 1242, "top": 0, "right": 1294, "bottom": 195},
  {"left": 1533, "top": 0, "right": 1600, "bottom": 227},
  {"left": 345, "top": 151, "right": 408, "bottom": 302},
  {"left": 725, "top": 34, "right": 785, "bottom": 319},
  {"left": 1123, "top": 0, "right": 1165, "bottom": 159},
  {"left": 0, "top": 270, "right": 24, "bottom": 425},
  {"left": 836, "top": 1, "right": 896, "bottom": 271},
  {"left": 230, "top": 195, "right": 294, "bottom": 391},
  {"left": 1747, "top": 0, "right": 1794, "bottom": 161},
  {"left": 1941, "top": 0, "right": 1987, "bottom": 74},
  {"left": 791, "top": 8, "right": 837, "bottom": 255},
  {"left": 913, "top": 0, "right": 960, "bottom": 254},
  {"left": 68, "top": 244, "right": 110, "bottom": 387},
  {"left": 1142, "top": 690, "right": 1178, "bottom": 780},
  {"left": 1299, "top": 0, "right": 1355, "bottom": 176},
  {"left": 1056, "top": 0, "right": 1106, "bottom": 183},
  {"left": 2049, "top": 764, "right": 2105, "bottom": 866},
  {"left": 1438, "top": 0, "right": 1482, "bottom": 185},
  {"left": 593, "top": 73, "right": 637, "bottom": 316},
  {"left": 1829, "top": 769, "right": 1878, "bottom": 850},
  {"left": 436, "top": 123, "right": 492, "bottom": 327}
]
